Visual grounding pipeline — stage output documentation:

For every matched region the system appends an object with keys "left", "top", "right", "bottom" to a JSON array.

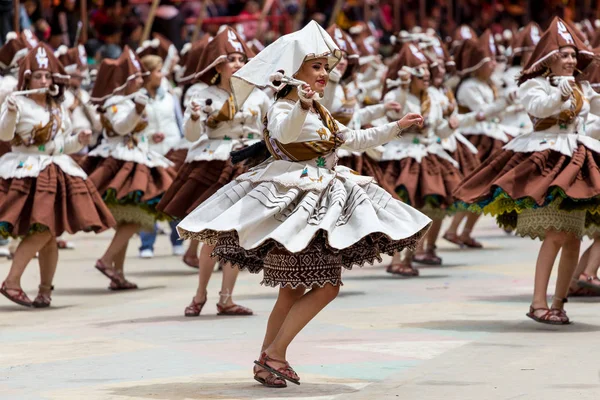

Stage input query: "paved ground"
[{"left": 1, "top": 217, "right": 600, "bottom": 400}]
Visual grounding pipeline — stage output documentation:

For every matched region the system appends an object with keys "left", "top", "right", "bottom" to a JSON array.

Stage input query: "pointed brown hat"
[
  {"left": 511, "top": 22, "right": 542, "bottom": 55},
  {"left": 177, "top": 35, "right": 212, "bottom": 84},
  {"left": 579, "top": 47, "right": 600, "bottom": 92},
  {"left": 17, "top": 42, "right": 70, "bottom": 91},
  {"left": 90, "top": 46, "right": 148, "bottom": 104},
  {"left": 327, "top": 24, "right": 359, "bottom": 60},
  {"left": 0, "top": 32, "right": 31, "bottom": 71},
  {"left": 193, "top": 26, "right": 254, "bottom": 85},
  {"left": 55, "top": 44, "right": 88, "bottom": 76},
  {"left": 454, "top": 38, "right": 490, "bottom": 76},
  {"left": 137, "top": 33, "right": 177, "bottom": 61},
  {"left": 519, "top": 17, "right": 593, "bottom": 84},
  {"left": 452, "top": 25, "right": 477, "bottom": 49}
]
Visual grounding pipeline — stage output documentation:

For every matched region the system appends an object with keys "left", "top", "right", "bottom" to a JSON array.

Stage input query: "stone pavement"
[{"left": 1, "top": 217, "right": 600, "bottom": 400}]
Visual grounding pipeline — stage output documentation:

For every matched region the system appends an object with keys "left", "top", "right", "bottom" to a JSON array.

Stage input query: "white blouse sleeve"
[
  {"left": 518, "top": 78, "right": 568, "bottom": 119},
  {"left": 182, "top": 99, "right": 207, "bottom": 142},
  {"left": 267, "top": 100, "right": 309, "bottom": 144},
  {"left": 62, "top": 106, "right": 84, "bottom": 154},
  {"left": 341, "top": 122, "right": 402, "bottom": 151},
  {"left": 457, "top": 79, "right": 507, "bottom": 115},
  {"left": 356, "top": 103, "right": 386, "bottom": 125},
  {"left": 0, "top": 101, "right": 18, "bottom": 142},
  {"left": 105, "top": 99, "right": 143, "bottom": 135}
]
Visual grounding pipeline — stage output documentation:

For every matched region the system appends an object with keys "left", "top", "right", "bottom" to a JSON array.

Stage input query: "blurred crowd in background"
[{"left": 0, "top": 0, "right": 598, "bottom": 65}]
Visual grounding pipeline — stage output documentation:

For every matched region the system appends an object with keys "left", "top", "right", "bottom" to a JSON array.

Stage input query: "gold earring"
[{"left": 210, "top": 72, "right": 220, "bottom": 85}]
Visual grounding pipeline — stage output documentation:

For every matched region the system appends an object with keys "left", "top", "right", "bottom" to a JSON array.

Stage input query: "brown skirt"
[
  {"left": 466, "top": 134, "right": 505, "bottom": 163},
  {"left": 209, "top": 228, "right": 428, "bottom": 289},
  {"left": 454, "top": 145, "right": 600, "bottom": 238},
  {"left": 165, "top": 148, "right": 188, "bottom": 172},
  {"left": 450, "top": 141, "right": 481, "bottom": 176},
  {"left": 80, "top": 156, "right": 174, "bottom": 203},
  {"left": 337, "top": 154, "right": 400, "bottom": 199},
  {"left": 380, "top": 155, "right": 463, "bottom": 214},
  {"left": 0, "top": 164, "right": 116, "bottom": 238},
  {"left": 157, "top": 159, "right": 248, "bottom": 219}
]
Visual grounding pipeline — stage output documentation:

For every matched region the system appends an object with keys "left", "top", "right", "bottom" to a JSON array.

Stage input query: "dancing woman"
[
  {"left": 81, "top": 47, "right": 174, "bottom": 290},
  {"left": 177, "top": 21, "right": 431, "bottom": 387},
  {"left": 157, "top": 26, "right": 269, "bottom": 317},
  {"left": 454, "top": 17, "right": 600, "bottom": 325},
  {"left": 0, "top": 43, "right": 114, "bottom": 307},
  {"left": 378, "top": 42, "right": 463, "bottom": 272}
]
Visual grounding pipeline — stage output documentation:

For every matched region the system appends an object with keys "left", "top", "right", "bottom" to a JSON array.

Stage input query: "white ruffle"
[
  {"left": 502, "top": 132, "right": 600, "bottom": 156},
  {"left": 177, "top": 168, "right": 431, "bottom": 253},
  {"left": 185, "top": 138, "right": 262, "bottom": 162},
  {"left": 238, "top": 159, "right": 375, "bottom": 191},
  {"left": 0, "top": 152, "right": 88, "bottom": 179},
  {"left": 460, "top": 121, "right": 511, "bottom": 142},
  {"left": 88, "top": 140, "right": 173, "bottom": 168},
  {"left": 336, "top": 145, "right": 384, "bottom": 161},
  {"left": 381, "top": 134, "right": 459, "bottom": 167},
  {"left": 441, "top": 132, "right": 478, "bottom": 154},
  {"left": 172, "top": 137, "right": 193, "bottom": 151}
]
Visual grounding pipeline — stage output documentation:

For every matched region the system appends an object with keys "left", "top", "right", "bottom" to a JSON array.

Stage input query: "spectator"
[
  {"left": 238, "top": 1, "right": 262, "bottom": 40},
  {"left": 90, "top": 0, "right": 124, "bottom": 42},
  {"left": 24, "top": 0, "right": 50, "bottom": 41},
  {"left": 95, "top": 22, "right": 123, "bottom": 61},
  {"left": 152, "top": 0, "right": 185, "bottom": 50},
  {"left": 50, "top": 0, "right": 80, "bottom": 47}
]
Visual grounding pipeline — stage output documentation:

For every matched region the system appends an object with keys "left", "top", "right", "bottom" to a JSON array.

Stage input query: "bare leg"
[
  {"left": 570, "top": 241, "right": 593, "bottom": 291},
  {"left": 583, "top": 239, "right": 600, "bottom": 276},
  {"left": 184, "top": 239, "right": 200, "bottom": 267},
  {"left": 99, "top": 223, "right": 139, "bottom": 267},
  {"left": 445, "top": 213, "right": 466, "bottom": 236},
  {"left": 459, "top": 212, "right": 482, "bottom": 246},
  {"left": 218, "top": 263, "right": 241, "bottom": 307},
  {"left": 551, "top": 234, "right": 580, "bottom": 309},
  {"left": 261, "top": 287, "right": 306, "bottom": 352},
  {"left": 531, "top": 230, "right": 564, "bottom": 310},
  {"left": 193, "top": 244, "right": 216, "bottom": 303},
  {"left": 265, "top": 284, "right": 340, "bottom": 362},
  {"left": 4, "top": 231, "right": 53, "bottom": 290},
  {"left": 38, "top": 236, "right": 59, "bottom": 292},
  {"left": 427, "top": 219, "right": 443, "bottom": 249},
  {"left": 113, "top": 241, "right": 128, "bottom": 274}
]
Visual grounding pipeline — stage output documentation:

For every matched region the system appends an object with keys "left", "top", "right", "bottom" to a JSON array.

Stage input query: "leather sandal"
[
  {"left": 254, "top": 352, "right": 300, "bottom": 385},
  {"left": 386, "top": 262, "right": 419, "bottom": 277},
  {"left": 253, "top": 365, "right": 287, "bottom": 388},
  {"left": 32, "top": 284, "right": 53, "bottom": 308},
  {"left": 576, "top": 273, "right": 600, "bottom": 294},
  {"left": 526, "top": 305, "right": 569, "bottom": 325},
  {"left": 413, "top": 247, "right": 442, "bottom": 265},
  {"left": 217, "top": 303, "right": 253, "bottom": 316},
  {"left": 443, "top": 232, "right": 464, "bottom": 247},
  {"left": 0, "top": 281, "right": 32, "bottom": 307},
  {"left": 460, "top": 236, "right": 483, "bottom": 249},
  {"left": 94, "top": 259, "right": 121, "bottom": 284},
  {"left": 217, "top": 290, "right": 253, "bottom": 315},
  {"left": 184, "top": 296, "right": 207, "bottom": 317},
  {"left": 550, "top": 297, "right": 571, "bottom": 324}
]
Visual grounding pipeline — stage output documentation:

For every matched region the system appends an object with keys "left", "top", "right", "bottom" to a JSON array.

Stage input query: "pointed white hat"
[{"left": 231, "top": 20, "right": 342, "bottom": 108}]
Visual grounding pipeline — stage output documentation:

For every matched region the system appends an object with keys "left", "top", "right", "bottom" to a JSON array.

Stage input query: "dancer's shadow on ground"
[
  {"left": 54, "top": 286, "right": 166, "bottom": 296},
  {"left": 234, "top": 290, "right": 366, "bottom": 301},
  {"left": 470, "top": 293, "right": 600, "bottom": 304},
  {"left": 128, "top": 269, "right": 197, "bottom": 278},
  {"left": 109, "top": 380, "right": 363, "bottom": 399},
  {"left": 401, "top": 319, "right": 600, "bottom": 333},
  {"left": 344, "top": 274, "right": 450, "bottom": 281}
]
